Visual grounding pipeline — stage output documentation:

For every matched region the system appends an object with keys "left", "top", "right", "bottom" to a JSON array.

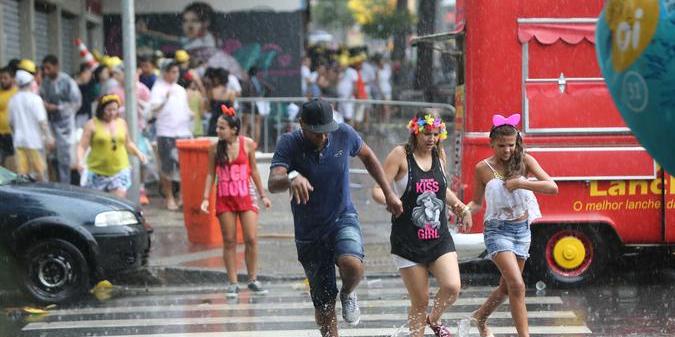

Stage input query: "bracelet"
[{"left": 461, "top": 205, "right": 471, "bottom": 216}]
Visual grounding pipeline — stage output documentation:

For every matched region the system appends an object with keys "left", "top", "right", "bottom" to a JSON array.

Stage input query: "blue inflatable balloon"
[{"left": 596, "top": 0, "right": 675, "bottom": 174}]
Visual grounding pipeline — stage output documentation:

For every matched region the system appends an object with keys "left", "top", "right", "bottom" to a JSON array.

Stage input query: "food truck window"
[{"left": 518, "top": 21, "right": 629, "bottom": 134}]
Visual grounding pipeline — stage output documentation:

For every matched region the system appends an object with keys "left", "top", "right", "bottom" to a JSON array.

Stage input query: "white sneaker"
[
  {"left": 226, "top": 283, "right": 239, "bottom": 298},
  {"left": 340, "top": 290, "right": 360, "bottom": 326}
]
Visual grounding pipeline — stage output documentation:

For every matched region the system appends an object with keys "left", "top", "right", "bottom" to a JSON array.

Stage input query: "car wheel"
[
  {"left": 529, "top": 225, "right": 607, "bottom": 287},
  {"left": 21, "top": 239, "right": 90, "bottom": 304}
]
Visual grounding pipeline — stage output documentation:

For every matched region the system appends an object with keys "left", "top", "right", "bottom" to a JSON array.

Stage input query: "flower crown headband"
[
  {"left": 406, "top": 114, "right": 448, "bottom": 140},
  {"left": 221, "top": 105, "right": 236, "bottom": 117}
]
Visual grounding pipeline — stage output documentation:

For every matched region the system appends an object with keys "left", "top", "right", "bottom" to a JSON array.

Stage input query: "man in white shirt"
[
  {"left": 9, "top": 70, "right": 54, "bottom": 181},
  {"left": 301, "top": 56, "right": 312, "bottom": 97},
  {"left": 40, "top": 54, "right": 82, "bottom": 184},
  {"left": 337, "top": 65, "right": 359, "bottom": 123},
  {"left": 150, "top": 61, "right": 193, "bottom": 210},
  {"left": 360, "top": 60, "right": 377, "bottom": 101}
]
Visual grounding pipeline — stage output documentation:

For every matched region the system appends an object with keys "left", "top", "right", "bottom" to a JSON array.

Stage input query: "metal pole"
[
  {"left": 251, "top": 102, "right": 256, "bottom": 141},
  {"left": 122, "top": 0, "right": 140, "bottom": 204},
  {"left": 275, "top": 102, "right": 282, "bottom": 146},
  {"left": 263, "top": 107, "right": 269, "bottom": 152}
]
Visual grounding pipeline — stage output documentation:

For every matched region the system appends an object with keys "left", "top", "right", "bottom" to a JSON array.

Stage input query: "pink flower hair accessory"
[
  {"left": 406, "top": 114, "right": 448, "bottom": 140},
  {"left": 492, "top": 114, "right": 521, "bottom": 128}
]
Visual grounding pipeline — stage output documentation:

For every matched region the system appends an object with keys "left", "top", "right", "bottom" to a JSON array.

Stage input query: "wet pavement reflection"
[{"left": 2, "top": 255, "right": 674, "bottom": 337}]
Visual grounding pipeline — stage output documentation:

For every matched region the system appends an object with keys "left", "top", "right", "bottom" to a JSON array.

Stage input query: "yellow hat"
[
  {"left": 349, "top": 54, "right": 366, "bottom": 65},
  {"left": 18, "top": 59, "right": 37, "bottom": 74},
  {"left": 108, "top": 56, "right": 122, "bottom": 68},
  {"left": 100, "top": 55, "right": 111, "bottom": 68},
  {"left": 92, "top": 49, "right": 103, "bottom": 62},
  {"left": 100, "top": 55, "right": 122, "bottom": 68},
  {"left": 337, "top": 53, "right": 350, "bottom": 67},
  {"left": 175, "top": 50, "right": 190, "bottom": 63}
]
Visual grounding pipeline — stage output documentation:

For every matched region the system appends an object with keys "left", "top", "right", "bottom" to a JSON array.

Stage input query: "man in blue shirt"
[{"left": 269, "top": 98, "right": 402, "bottom": 336}]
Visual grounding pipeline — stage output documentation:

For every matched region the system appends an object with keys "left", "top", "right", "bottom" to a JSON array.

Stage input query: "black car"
[{"left": 0, "top": 167, "right": 152, "bottom": 304}]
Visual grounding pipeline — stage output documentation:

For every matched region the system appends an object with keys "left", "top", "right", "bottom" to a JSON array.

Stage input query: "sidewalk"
[{"left": 137, "top": 176, "right": 400, "bottom": 285}]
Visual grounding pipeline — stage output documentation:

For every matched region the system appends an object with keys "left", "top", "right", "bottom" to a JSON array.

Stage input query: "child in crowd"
[{"left": 467, "top": 114, "right": 558, "bottom": 337}]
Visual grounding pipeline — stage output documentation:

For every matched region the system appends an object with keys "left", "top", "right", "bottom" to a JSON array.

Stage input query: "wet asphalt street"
[{"left": 2, "top": 254, "right": 674, "bottom": 337}]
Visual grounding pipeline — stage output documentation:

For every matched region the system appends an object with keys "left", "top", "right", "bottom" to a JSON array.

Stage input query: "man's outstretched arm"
[
  {"left": 268, "top": 166, "right": 290, "bottom": 193},
  {"left": 357, "top": 143, "right": 403, "bottom": 216}
]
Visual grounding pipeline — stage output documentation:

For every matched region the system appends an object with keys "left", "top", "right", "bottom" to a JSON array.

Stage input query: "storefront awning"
[{"left": 518, "top": 23, "right": 596, "bottom": 45}]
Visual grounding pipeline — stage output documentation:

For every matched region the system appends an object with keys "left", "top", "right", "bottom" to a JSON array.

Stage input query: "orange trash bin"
[{"left": 176, "top": 138, "right": 243, "bottom": 245}]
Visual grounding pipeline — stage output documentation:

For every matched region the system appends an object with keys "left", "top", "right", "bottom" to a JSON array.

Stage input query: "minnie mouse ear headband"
[
  {"left": 221, "top": 105, "right": 236, "bottom": 117},
  {"left": 492, "top": 114, "right": 521, "bottom": 128}
]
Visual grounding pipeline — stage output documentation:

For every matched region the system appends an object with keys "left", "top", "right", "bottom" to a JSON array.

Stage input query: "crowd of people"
[
  {"left": 301, "top": 46, "right": 394, "bottom": 126},
  {"left": 0, "top": 47, "right": 277, "bottom": 209}
]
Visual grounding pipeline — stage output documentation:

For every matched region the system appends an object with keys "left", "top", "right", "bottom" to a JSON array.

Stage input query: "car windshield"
[{"left": 0, "top": 166, "right": 17, "bottom": 185}]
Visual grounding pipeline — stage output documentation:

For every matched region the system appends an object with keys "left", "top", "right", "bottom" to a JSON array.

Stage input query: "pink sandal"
[{"left": 427, "top": 316, "right": 452, "bottom": 337}]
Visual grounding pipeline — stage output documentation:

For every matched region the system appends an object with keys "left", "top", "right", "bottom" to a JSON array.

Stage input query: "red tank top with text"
[{"left": 215, "top": 136, "right": 258, "bottom": 214}]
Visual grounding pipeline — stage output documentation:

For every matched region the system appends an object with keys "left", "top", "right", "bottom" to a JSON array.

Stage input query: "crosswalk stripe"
[
  {"left": 107, "top": 286, "right": 500, "bottom": 304},
  {"left": 119, "top": 280, "right": 494, "bottom": 293},
  {"left": 23, "top": 311, "right": 578, "bottom": 330},
  {"left": 41, "top": 326, "right": 591, "bottom": 336},
  {"left": 46, "top": 297, "right": 564, "bottom": 316},
  {"left": 21, "top": 277, "right": 591, "bottom": 336}
]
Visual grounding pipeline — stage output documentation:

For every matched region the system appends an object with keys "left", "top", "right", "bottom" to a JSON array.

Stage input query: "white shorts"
[
  {"left": 392, "top": 254, "right": 418, "bottom": 269},
  {"left": 339, "top": 102, "right": 354, "bottom": 119}
]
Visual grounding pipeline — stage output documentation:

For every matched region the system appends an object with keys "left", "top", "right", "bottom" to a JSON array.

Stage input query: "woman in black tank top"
[
  {"left": 373, "top": 110, "right": 473, "bottom": 337},
  {"left": 205, "top": 67, "right": 236, "bottom": 136}
]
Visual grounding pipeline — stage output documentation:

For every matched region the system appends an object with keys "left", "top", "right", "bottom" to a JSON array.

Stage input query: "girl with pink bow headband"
[{"left": 461, "top": 113, "right": 559, "bottom": 337}]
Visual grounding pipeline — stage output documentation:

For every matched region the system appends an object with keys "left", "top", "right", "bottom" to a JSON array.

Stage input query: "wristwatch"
[{"left": 288, "top": 170, "right": 300, "bottom": 182}]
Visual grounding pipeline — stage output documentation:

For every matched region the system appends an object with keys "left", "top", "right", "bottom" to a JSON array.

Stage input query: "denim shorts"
[
  {"left": 296, "top": 213, "right": 364, "bottom": 310},
  {"left": 483, "top": 219, "right": 531, "bottom": 260},
  {"left": 84, "top": 167, "right": 132, "bottom": 192}
]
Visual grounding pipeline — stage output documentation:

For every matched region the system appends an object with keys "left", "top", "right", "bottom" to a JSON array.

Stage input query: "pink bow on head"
[{"left": 492, "top": 114, "right": 521, "bottom": 127}]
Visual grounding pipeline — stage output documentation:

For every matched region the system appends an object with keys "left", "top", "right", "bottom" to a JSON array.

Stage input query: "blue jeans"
[
  {"left": 295, "top": 213, "right": 364, "bottom": 310},
  {"left": 483, "top": 219, "right": 531, "bottom": 260}
]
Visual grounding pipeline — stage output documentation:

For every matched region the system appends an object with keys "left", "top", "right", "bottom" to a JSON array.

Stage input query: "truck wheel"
[
  {"left": 21, "top": 239, "right": 90, "bottom": 304},
  {"left": 529, "top": 225, "right": 607, "bottom": 287}
]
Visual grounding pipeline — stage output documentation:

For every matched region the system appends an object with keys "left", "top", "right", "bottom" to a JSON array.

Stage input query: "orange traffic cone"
[{"left": 75, "top": 38, "right": 98, "bottom": 69}]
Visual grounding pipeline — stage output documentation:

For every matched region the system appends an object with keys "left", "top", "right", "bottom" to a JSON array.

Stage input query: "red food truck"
[{"left": 415, "top": 0, "right": 674, "bottom": 286}]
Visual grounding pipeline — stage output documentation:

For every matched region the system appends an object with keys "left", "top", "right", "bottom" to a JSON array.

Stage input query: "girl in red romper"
[{"left": 201, "top": 106, "right": 272, "bottom": 297}]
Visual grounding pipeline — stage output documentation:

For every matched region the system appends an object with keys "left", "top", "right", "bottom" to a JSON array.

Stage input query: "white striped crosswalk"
[{"left": 21, "top": 278, "right": 592, "bottom": 336}]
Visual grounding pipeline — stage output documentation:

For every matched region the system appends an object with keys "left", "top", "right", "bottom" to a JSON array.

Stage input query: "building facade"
[{"left": 0, "top": 0, "right": 104, "bottom": 75}]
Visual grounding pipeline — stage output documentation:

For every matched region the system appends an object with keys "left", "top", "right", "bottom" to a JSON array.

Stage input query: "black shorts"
[{"left": 0, "top": 134, "right": 14, "bottom": 160}]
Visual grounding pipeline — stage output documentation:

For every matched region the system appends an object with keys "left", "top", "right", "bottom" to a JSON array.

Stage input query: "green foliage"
[
  {"left": 360, "top": 9, "right": 415, "bottom": 39},
  {"left": 312, "top": 0, "right": 355, "bottom": 30}
]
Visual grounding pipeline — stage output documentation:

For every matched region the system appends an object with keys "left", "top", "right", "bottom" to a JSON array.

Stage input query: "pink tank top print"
[
  {"left": 216, "top": 164, "right": 249, "bottom": 197},
  {"left": 216, "top": 136, "right": 252, "bottom": 210}
]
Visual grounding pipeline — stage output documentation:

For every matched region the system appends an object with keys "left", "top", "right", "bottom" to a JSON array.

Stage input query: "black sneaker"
[{"left": 248, "top": 280, "right": 268, "bottom": 295}]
